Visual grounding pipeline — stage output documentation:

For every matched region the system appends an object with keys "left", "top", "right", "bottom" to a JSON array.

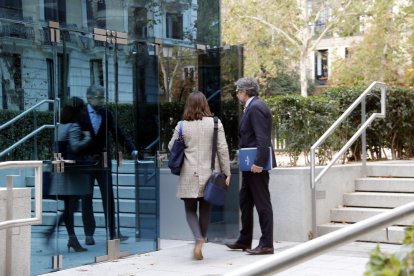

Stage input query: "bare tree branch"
[{"left": 239, "top": 15, "right": 302, "bottom": 49}]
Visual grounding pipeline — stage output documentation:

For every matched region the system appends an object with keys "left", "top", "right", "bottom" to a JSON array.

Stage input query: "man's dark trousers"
[
  {"left": 238, "top": 171, "right": 273, "bottom": 247},
  {"left": 82, "top": 163, "right": 117, "bottom": 239}
]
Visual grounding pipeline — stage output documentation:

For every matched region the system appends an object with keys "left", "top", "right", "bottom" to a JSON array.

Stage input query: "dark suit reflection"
[{"left": 79, "top": 85, "right": 136, "bottom": 241}]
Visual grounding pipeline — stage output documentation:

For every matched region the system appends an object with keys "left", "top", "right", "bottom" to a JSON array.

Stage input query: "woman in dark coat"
[{"left": 46, "top": 97, "right": 92, "bottom": 252}]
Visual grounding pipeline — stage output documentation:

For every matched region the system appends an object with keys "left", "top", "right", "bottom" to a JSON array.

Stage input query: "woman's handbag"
[
  {"left": 204, "top": 117, "right": 228, "bottom": 206},
  {"left": 168, "top": 121, "right": 185, "bottom": 175}
]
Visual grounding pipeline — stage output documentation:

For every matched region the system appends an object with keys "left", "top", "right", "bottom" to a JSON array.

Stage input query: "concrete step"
[
  {"left": 32, "top": 185, "right": 156, "bottom": 200},
  {"left": 38, "top": 212, "right": 157, "bottom": 230},
  {"left": 90, "top": 186, "right": 156, "bottom": 200},
  {"left": 26, "top": 169, "right": 156, "bottom": 189},
  {"left": 38, "top": 198, "right": 156, "bottom": 213},
  {"left": 343, "top": 192, "right": 414, "bottom": 208},
  {"left": 317, "top": 223, "right": 405, "bottom": 244},
  {"left": 367, "top": 162, "right": 414, "bottom": 177},
  {"left": 330, "top": 207, "right": 414, "bottom": 226},
  {"left": 356, "top": 177, "right": 414, "bottom": 193}
]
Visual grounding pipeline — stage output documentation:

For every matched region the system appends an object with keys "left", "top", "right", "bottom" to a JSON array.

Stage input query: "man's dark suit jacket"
[
  {"left": 79, "top": 107, "right": 135, "bottom": 162},
  {"left": 239, "top": 97, "right": 276, "bottom": 169}
]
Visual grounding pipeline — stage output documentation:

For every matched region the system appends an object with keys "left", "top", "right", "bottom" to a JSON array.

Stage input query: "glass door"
[
  {"left": 128, "top": 40, "right": 160, "bottom": 252},
  {"left": 94, "top": 16, "right": 159, "bottom": 260}
]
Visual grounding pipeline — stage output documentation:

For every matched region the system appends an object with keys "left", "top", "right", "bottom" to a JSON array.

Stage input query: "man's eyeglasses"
[
  {"left": 93, "top": 95, "right": 105, "bottom": 100},
  {"left": 236, "top": 88, "right": 244, "bottom": 93}
]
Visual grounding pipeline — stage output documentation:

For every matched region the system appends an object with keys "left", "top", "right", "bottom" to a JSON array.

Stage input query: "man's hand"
[{"left": 251, "top": 164, "right": 263, "bottom": 173}]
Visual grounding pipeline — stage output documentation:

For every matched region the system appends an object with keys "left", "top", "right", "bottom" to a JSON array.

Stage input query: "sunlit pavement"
[{"left": 43, "top": 239, "right": 400, "bottom": 276}]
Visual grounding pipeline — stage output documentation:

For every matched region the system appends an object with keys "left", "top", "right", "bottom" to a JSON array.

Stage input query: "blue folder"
[{"left": 239, "top": 147, "right": 273, "bottom": 171}]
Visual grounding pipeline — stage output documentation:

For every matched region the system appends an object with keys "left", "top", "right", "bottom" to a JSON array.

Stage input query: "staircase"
[
  {"left": 318, "top": 162, "right": 414, "bottom": 243},
  {"left": 27, "top": 160, "right": 158, "bottom": 237}
]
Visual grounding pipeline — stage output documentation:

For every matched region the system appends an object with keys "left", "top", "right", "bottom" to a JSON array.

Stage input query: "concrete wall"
[
  {"left": 267, "top": 163, "right": 361, "bottom": 242},
  {"left": 160, "top": 164, "right": 362, "bottom": 242},
  {"left": 0, "top": 188, "right": 32, "bottom": 276}
]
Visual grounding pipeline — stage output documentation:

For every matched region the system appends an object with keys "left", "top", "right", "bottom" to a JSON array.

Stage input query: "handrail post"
[
  {"left": 5, "top": 175, "right": 14, "bottom": 276},
  {"left": 310, "top": 147, "right": 316, "bottom": 238},
  {"left": 361, "top": 97, "right": 367, "bottom": 177},
  {"left": 381, "top": 85, "right": 386, "bottom": 117},
  {"left": 33, "top": 110, "right": 38, "bottom": 160}
]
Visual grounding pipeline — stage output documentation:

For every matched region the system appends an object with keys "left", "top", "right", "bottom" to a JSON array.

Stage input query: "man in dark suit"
[
  {"left": 225, "top": 77, "right": 276, "bottom": 255},
  {"left": 79, "top": 85, "right": 138, "bottom": 245}
]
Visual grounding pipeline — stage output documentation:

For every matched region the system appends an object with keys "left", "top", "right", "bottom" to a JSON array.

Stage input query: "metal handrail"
[
  {"left": 309, "top": 81, "right": 386, "bottom": 237},
  {"left": 0, "top": 124, "right": 55, "bottom": 158},
  {"left": 0, "top": 161, "right": 43, "bottom": 229},
  {"left": 0, "top": 99, "right": 56, "bottom": 130},
  {"left": 224, "top": 200, "right": 414, "bottom": 276},
  {"left": 310, "top": 81, "right": 386, "bottom": 189},
  {"left": 0, "top": 99, "right": 60, "bottom": 158}
]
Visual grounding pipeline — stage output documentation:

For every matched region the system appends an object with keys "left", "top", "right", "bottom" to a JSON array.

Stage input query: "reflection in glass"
[{"left": 0, "top": 0, "right": 242, "bottom": 274}]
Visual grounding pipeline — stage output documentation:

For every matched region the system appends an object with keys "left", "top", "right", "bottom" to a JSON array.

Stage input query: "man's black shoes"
[
  {"left": 224, "top": 242, "right": 252, "bottom": 251},
  {"left": 246, "top": 245, "right": 274, "bottom": 255}
]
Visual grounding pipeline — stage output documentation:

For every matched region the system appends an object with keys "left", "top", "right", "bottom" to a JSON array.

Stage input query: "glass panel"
[
  {"left": 0, "top": 0, "right": 229, "bottom": 274},
  {"left": 197, "top": 45, "right": 243, "bottom": 241},
  {"left": 132, "top": 42, "right": 160, "bottom": 252},
  {"left": 0, "top": 3, "right": 61, "bottom": 273}
]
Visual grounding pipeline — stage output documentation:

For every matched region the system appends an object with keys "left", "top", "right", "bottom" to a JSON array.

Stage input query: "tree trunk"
[{"left": 299, "top": 53, "right": 308, "bottom": 97}]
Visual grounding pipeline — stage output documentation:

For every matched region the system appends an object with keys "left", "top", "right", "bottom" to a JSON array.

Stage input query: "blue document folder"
[{"left": 239, "top": 147, "right": 273, "bottom": 171}]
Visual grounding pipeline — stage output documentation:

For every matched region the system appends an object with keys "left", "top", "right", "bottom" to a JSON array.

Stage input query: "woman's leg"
[
  {"left": 198, "top": 199, "right": 212, "bottom": 240},
  {"left": 63, "top": 196, "right": 79, "bottom": 237},
  {"left": 183, "top": 198, "right": 203, "bottom": 241},
  {"left": 64, "top": 197, "right": 87, "bottom": 252},
  {"left": 183, "top": 198, "right": 205, "bottom": 260}
]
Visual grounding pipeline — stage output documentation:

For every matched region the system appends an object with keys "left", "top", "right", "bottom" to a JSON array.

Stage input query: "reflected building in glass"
[{"left": 0, "top": 1, "right": 242, "bottom": 274}]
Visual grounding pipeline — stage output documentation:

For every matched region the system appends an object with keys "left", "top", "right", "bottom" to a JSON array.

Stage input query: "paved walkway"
[{"left": 45, "top": 239, "right": 400, "bottom": 275}]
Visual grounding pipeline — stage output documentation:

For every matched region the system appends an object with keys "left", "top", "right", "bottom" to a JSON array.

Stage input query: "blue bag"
[
  {"left": 204, "top": 172, "right": 227, "bottom": 206},
  {"left": 168, "top": 121, "right": 185, "bottom": 175},
  {"left": 203, "top": 117, "right": 228, "bottom": 206}
]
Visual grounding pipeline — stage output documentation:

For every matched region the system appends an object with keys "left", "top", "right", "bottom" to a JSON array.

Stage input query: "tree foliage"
[
  {"left": 222, "top": 0, "right": 368, "bottom": 97},
  {"left": 330, "top": 0, "right": 411, "bottom": 87}
]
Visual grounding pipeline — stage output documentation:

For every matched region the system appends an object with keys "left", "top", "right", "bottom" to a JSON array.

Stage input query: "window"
[
  {"left": 86, "top": 0, "right": 106, "bottom": 30},
  {"left": 345, "top": 47, "right": 352, "bottom": 58},
  {"left": 130, "top": 7, "right": 147, "bottom": 39},
  {"left": 46, "top": 54, "right": 67, "bottom": 110},
  {"left": 90, "top": 59, "right": 103, "bottom": 86},
  {"left": 44, "top": 0, "right": 66, "bottom": 24},
  {"left": 1, "top": 54, "right": 22, "bottom": 110},
  {"left": 183, "top": 66, "right": 195, "bottom": 80},
  {"left": 46, "top": 59, "right": 54, "bottom": 110},
  {"left": 166, "top": 12, "right": 183, "bottom": 39},
  {"left": 0, "top": 0, "right": 22, "bottom": 19},
  {"left": 315, "top": 49, "right": 328, "bottom": 85}
]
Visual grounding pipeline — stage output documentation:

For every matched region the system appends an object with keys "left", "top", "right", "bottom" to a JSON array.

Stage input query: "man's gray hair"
[
  {"left": 87, "top": 85, "right": 104, "bottom": 96},
  {"left": 235, "top": 77, "right": 259, "bottom": 97}
]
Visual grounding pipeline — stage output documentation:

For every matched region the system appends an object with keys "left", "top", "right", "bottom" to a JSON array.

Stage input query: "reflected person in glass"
[
  {"left": 79, "top": 85, "right": 138, "bottom": 245},
  {"left": 168, "top": 91, "right": 231, "bottom": 260},
  {"left": 46, "top": 97, "right": 92, "bottom": 252}
]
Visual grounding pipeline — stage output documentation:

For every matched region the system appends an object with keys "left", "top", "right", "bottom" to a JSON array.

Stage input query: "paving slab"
[{"left": 44, "top": 240, "right": 401, "bottom": 275}]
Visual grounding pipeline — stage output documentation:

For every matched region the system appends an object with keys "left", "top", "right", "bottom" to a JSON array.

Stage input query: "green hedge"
[
  {"left": 0, "top": 110, "right": 54, "bottom": 161},
  {"left": 1, "top": 86, "right": 414, "bottom": 164}
]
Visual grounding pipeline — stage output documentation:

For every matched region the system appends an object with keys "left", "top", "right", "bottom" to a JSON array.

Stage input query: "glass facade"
[{"left": 0, "top": 1, "right": 243, "bottom": 274}]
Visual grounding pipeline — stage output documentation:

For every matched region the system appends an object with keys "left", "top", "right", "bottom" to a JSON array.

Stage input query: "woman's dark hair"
[
  {"left": 182, "top": 91, "right": 213, "bottom": 121},
  {"left": 61, "top": 97, "right": 85, "bottom": 124}
]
